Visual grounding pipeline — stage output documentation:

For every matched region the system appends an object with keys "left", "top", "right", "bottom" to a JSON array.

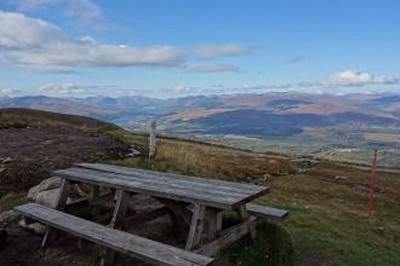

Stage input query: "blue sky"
[{"left": 0, "top": 0, "right": 399, "bottom": 98}]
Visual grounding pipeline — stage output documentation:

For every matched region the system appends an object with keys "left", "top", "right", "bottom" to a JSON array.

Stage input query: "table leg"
[
  {"left": 89, "top": 185, "right": 100, "bottom": 203},
  {"left": 109, "top": 190, "right": 129, "bottom": 229},
  {"left": 41, "top": 178, "right": 71, "bottom": 248},
  {"left": 185, "top": 204, "right": 206, "bottom": 250},
  {"left": 101, "top": 190, "right": 129, "bottom": 266},
  {"left": 206, "top": 208, "right": 224, "bottom": 241}
]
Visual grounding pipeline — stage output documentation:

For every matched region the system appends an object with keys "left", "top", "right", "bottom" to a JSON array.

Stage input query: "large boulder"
[
  {"left": 35, "top": 188, "right": 61, "bottom": 209},
  {"left": 27, "top": 176, "right": 62, "bottom": 200}
]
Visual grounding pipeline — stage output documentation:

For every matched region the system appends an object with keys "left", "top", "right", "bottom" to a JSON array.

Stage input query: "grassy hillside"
[
  {"left": 108, "top": 130, "right": 400, "bottom": 265},
  {"left": 1, "top": 109, "right": 399, "bottom": 265},
  {"left": 0, "top": 108, "right": 130, "bottom": 192},
  {"left": 0, "top": 108, "right": 120, "bottom": 131}
]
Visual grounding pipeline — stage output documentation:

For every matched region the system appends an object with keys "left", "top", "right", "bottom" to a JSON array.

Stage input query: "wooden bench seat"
[
  {"left": 14, "top": 203, "right": 214, "bottom": 266},
  {"left": 246, "top": 203, "right": 289, "bottom": 221}
]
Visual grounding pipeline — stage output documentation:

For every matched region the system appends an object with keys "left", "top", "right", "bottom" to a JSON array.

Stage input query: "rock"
[
  {"left": 36, "top": 188, "right": 61, "bottom": 209},
  {"left": 335, "top": 176, "right": 348, "bottom": 180},
  {"left": 0, "top": 167, "right": 5, "bottom": 174},
  {"left": 18, "top": 219, "right": 46, "bottom": 235},
  {"left": 126, "top": 148, "right": 141, "bottom": 158},
  {"left": 27, "top": 176, "right": 62, "bottom": 200},
  {"left": 0, "top": 210, "right": 20, "bottom": 227}
]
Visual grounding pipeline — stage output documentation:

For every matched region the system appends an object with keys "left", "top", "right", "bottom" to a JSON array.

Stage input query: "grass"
[
  {"left": 0, "top": 192, "right": 29, "bottom": 211},
  {"left": 1, "top": 109, "right": 399, "bottom": 265},
  {"left": 107, "top": 130, "right": 400, "bottom": 265}
]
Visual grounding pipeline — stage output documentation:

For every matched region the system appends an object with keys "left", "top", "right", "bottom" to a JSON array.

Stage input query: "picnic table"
[{"left": 15, "top": 163, "right": 288, "bottom": 265}]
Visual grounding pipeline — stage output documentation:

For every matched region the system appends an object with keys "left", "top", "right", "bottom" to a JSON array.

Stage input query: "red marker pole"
[{"left": 368, "top": 149, "right": 378, "bottom": 219}]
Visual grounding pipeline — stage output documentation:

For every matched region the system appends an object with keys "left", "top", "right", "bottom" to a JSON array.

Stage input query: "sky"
[{"left": 0, "top": 0, "right": 399, "bottom": 98}]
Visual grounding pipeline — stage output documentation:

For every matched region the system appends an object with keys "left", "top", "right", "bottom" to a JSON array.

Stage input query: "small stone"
[
  {"left": 0, "top": 210, "right": 20, "bottom": 227},
  {"left": 126, "top": 148, "right": 141, "bottom": 158},
  {"left": 18, "top": 219, "right": 46, "bottom": 235}
]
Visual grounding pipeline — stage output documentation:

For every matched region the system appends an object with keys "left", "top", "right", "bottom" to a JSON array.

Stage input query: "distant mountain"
[
  {"left": 0, "top": 96, "right": 117, "bottom": 119},
  {"left": 1, "top": 92, "right": 399, "bottom": 132}
]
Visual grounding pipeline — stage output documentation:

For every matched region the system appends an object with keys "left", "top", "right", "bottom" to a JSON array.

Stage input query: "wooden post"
[{"left": 148, "top": 120, "right": 157, "bottom": 159}]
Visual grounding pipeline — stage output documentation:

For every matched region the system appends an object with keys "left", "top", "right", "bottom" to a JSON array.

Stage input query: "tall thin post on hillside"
[
  {"left": 148, "top": 120, "right": 157, "bottom": 159},
  {"left": 368, "top": 149, "right": 378, "bottom": 219}
]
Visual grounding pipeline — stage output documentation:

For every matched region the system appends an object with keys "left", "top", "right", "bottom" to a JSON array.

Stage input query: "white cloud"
[
  {"left": 194, "top": 45, "right": 252, "bottom": 59},
  {"left": 0, "top": 11, "right": 250, "bottom": 72},
  {"left": 8, "top": 0, "right": 53, "bottom": 10},
  {"left": 0, "top": 87, "right": 25, "bottom": 97},
  {"left": 326, "top": 70, "right": 399, "bottom": 87},
  {"left": 39, "top": 83, "right": 94, "bottom": 95},
  {"left": 64, "top": 0, "right": 104, "bottom": 26},
  {"left": 8, "top": 0, "right": 103, "bottom": 27},
  {"left": 0, "top": 11, "right": 64, "bottom": 49},
  {"left": 184, "top": 64, "right": 240, "bottom": 73}
]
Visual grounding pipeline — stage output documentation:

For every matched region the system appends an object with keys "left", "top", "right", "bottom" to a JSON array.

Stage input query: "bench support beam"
[
  {"left": 41, "top": 178, "right": 71, "bottom": 248},
  {"left": 186, "top": 204, "right": 206, "bottom": 250},
  {"left": 195, "top": 216, "right": 260, "bottom": 257}
]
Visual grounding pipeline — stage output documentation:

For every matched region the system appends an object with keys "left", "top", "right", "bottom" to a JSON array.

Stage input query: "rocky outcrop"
[{"left": 27, "top": 176, "right": 62, "bottom": 201}]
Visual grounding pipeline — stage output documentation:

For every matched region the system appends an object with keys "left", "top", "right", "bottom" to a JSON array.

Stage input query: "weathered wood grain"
[
  {"left": 246, "top": 203, "right": 289, "bottom": 221},
  {"left": 15, "top": 203, "right": 214, "bottom": 266},
  {"left": 186, "top": 204, "right": 206, "bottom": 250},
  {"left": 109, "top": 190, "right": 129, "bottom": 229},
  {"left": 77, "top": 163, "right": 266, "bottom": 195},
  {"left": 195, "top": 216, "right": 259, "bottom": 257},
  {"left": 56, "top": 166, "right": 268, "bottom": 210}
]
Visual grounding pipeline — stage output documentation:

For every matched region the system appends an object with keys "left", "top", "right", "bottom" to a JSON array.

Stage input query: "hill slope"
[
  {"left": 0, "top": 109, "right": 399, "bottom": 265},
  {"left": 0, "top": 108, "right": 130, "bottom": 191}
]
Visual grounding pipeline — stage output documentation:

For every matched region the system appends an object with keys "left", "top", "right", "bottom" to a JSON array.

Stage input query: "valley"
[{"left": 1, "top": 92, "right": 400, "bottom": 167}]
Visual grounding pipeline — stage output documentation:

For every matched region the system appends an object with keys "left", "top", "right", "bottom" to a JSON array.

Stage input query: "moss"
[{"left": 0, "top": 192, "right": 29, "bottom": 211}]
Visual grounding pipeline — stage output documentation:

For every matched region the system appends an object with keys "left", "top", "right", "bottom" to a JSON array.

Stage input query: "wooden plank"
[
  {"left": 15, "top": 203, "right": 214, "bottom": 266},
  {"left": 70, "top": 167, "right": 259, "bottom": 200},
  {"left": 77, "top": 163, "right": 265, "bottom": 194},
  {"left": 195, "top": 216, "right": 259, "bottom": 257},
  {"left": 246, "top": 203, "right": 289, "bottom": 221},
  {"left": 186, "top": 204, "right": 206, "bottom": 250},
  {"left": 54, "top": 167, "right": 263, "bottom": 210}
]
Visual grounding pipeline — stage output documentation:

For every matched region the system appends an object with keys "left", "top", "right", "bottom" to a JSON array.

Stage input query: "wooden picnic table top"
[{"left": 53, "top": 163, "right": 268, "bottom": 210}]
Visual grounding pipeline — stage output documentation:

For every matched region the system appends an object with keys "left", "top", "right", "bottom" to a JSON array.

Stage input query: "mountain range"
[{"left": 1, "top": 92, "right": 399, "bottom": 133}]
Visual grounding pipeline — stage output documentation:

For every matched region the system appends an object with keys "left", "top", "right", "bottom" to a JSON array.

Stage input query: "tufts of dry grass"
[{"left": 110, "top": 131, "right": 400, "bottom": 265}]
